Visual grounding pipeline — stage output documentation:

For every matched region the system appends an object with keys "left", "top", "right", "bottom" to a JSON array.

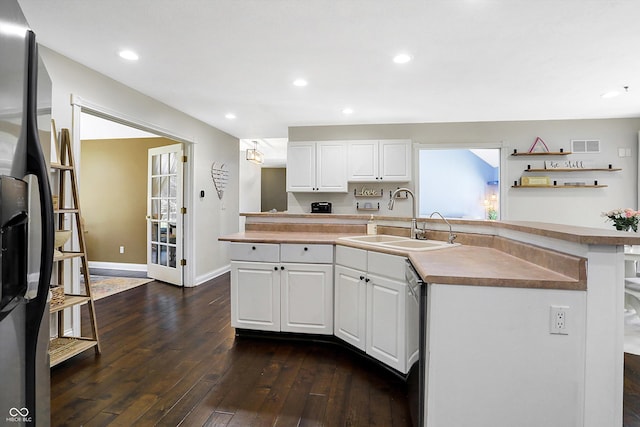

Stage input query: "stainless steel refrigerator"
[{"left": 0, "top": 0, "right": 55, "bottom": 425}]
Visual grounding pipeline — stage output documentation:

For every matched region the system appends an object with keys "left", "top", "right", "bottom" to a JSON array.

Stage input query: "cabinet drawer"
[
  {"left": 335, "top": 245, "right": 367, "bottom": 271},
  {"left": 280, "top": 244, "right": 333, "bottom": 264},
  {"left": 368, "top": 251, "right": 406, "bottom": 280},
  {"left": 229, "top": 242, "right": 280, "bottom": 262}
]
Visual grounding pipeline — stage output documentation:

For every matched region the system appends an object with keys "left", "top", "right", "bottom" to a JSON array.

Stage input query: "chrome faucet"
[
  {"left": 429, "top": 211, "right": 457, "bottom": 244},
  {"left": 389, "top": 187, "right": 424, "bottom": 239}
]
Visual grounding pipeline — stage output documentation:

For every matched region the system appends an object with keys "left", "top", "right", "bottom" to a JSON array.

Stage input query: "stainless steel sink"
[
  {"left": 338, "top": 235, "right": 459, "bottom": 251},
  {"left": 379, "top": 239, "right": 459, "bottom": 251}
]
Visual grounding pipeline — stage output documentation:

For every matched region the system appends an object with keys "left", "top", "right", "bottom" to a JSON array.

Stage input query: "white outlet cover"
[{"left": 550, "top": 305, "right": 570, "bottom": 335}]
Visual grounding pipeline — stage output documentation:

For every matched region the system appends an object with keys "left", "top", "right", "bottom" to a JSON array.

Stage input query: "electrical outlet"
[
  {"left": 119, "top": 246, "right": 125, "bottom": 254},
  {"left": 550, "top": 305, "right": 569, "bottom": 335}
]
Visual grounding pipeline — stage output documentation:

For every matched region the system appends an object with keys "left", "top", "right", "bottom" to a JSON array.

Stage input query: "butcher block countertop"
[{"left": 220, "top": 230, "right": 587, "bottom": 291}]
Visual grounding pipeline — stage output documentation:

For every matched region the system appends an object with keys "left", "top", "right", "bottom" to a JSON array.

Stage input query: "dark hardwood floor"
[
  {"left": 51, "top": 274, "right": 411, "bottom": 426},
  {"left": 626, "top": 353, "right": 640, "bottom": 426},
  {"left": 51, "top": 273, "right": 640, "bottom": 426}
]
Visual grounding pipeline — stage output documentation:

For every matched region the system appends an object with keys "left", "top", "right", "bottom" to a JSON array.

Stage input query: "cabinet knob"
[
  {"left": 360, "top": 275, "right": 365, "bottom": 280},
  {"left": 365, "top": 278, "right": 370, "bottom": 283},
  {"left": 304, "top": 247, "right": 308, "bottom": 251},
  {"left": 252, "top": 246, "right": 256, "bottom": 250},
  {"left": 280, "top": 266, "right": 285, "bottom": 270},
  {"left": 274, "top": 266, "right": 278, "bottom": 271}
]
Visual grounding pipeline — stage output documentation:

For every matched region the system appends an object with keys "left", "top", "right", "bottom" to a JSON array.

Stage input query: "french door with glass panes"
[{"left": 147, "top": 144, "right": 183, "bottom": 285}]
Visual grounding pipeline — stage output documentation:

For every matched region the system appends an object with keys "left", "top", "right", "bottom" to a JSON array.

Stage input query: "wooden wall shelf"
[
  {"left": 525, "top": 168, "right": 621, "bottom": 172},
  {"left": 512, "top": 151, "right": 571, "bottom": 156},
  {"left": 512, "top": 184, "right": 608, "bottom": 188}
]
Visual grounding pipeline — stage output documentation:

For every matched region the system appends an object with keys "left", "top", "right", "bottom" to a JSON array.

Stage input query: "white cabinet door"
[
  {"left": 366, "top": 272, "right": 406, "bottom": 372},
  {"left": 347, "top": 139, "right": 411, "bottom": 182},
  {"left": 316, "top": 141, "right": 348, "bottom": 192},
  {"left": 347, "top": 140, "right": 379, "bottom": 181},
  {"left": 281, "top": 263, "right": 333, "bottom": 334},
  {"left": 334, "top": 265, "right": 367, "bottom": 351},
  {"left": 379, "top": 139, "right": 411, "bottom": 182},
  {"left": 230, "top": 261, "right": 281, "bottom": 332},
  {"left": 286, "top": 141, "right": 316, "bottom": 192},
  {"left": 286, "top": 141, "right": 348, "bottom": 192}
]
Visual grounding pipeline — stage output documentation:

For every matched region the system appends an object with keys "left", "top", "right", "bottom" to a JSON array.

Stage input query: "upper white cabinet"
[
  {"left": 286, "top": 141, "right": 348, "bottom": 192},
  {"left": 347, "top": 139, "right": 412, "bottom": 182}
]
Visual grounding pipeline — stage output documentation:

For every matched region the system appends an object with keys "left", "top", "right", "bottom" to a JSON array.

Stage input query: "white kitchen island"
[{"left": 221, "top": 213, "right": 640, "bottom": 427}]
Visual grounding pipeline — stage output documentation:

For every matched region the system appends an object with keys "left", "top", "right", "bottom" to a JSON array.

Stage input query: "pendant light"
[{"left": 246, "top": 140, "right": 264, "bottom": 165}]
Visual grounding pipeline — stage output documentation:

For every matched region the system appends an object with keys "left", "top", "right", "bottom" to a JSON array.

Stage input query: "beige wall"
[
  {"left": 40, "top": 47, "right": 240, "bottom": 286},
  {"left": 261, "top": 168, "right": 287, "bottom": 212},
  {"left": 80, "top": 137, "right": 175, "bottom": 264}
]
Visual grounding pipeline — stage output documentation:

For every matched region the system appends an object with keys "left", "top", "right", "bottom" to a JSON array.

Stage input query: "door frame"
[{"left": 70, "top": 94, "right": 195, "bottom": 287}]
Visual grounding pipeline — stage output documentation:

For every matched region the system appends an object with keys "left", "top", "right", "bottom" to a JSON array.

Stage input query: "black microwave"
[{"left": 311, "top": 202, "right": 332, "bottom": 213}]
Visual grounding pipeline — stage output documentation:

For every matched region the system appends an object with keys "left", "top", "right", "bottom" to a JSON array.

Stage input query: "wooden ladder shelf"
[{"left": 49, "top": 128, "right": 101, "bottom": 367}]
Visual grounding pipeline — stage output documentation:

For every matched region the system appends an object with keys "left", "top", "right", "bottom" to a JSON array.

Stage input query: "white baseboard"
[
  {"left": 88, "top": 261, "right": 147, "bottom": 273},
  {"left": 193, "top": 265, "right": 230, "bottom": 287},
  {"left": 88, "top": 262, "right": 229, "bottom": 287}
]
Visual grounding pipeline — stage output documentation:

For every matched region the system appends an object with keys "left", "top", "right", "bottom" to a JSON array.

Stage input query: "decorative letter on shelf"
[{"left": 529, "top": 137, "right": 550, "bottom": 153}]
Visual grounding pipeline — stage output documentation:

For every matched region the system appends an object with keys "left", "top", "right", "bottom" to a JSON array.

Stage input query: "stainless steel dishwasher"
[{"left": 406, "top": 259, "right": 426, "bottom": 427}]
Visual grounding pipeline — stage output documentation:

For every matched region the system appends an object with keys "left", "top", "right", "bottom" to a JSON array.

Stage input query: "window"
[{"left": 418, "top": 148, "right": 500, "bottom": 220}]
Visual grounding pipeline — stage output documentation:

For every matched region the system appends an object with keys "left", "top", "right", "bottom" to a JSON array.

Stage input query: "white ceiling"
[{"left": 17, "top": 0, "right": 640, "bottom": 140}]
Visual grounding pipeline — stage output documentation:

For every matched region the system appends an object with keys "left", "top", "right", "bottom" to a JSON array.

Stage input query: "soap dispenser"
[{"left": 367, "top": 215, "right": 377, "bottom": 235}]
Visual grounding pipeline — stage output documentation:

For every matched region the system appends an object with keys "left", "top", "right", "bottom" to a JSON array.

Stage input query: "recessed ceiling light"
[
  {"left": 225, "top": 113, "right": 236, "bottom": 119},
  {"left": 601, "top": 90, "right": 620, "bottom": 99},
  {"left": 293, "top": 78, "right": 308, "bottom": 87},
  {"left": 342, "top": 108, "right": 354, "bottom": 115},
  {"left": 118, "top": 50, "right": 139, "bottom": 61},
  {"left": 393, "top": 53, "right": 412, "bottom": 64}
]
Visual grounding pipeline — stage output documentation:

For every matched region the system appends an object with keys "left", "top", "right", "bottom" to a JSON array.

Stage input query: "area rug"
[
  {"left": 625, "top": 309, "right": 640, "bottom": 356},
  {"left": 88, "top": 275, "right": 153, "bottom": 300}
]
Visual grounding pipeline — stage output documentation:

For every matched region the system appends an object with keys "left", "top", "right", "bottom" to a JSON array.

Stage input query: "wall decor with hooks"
[
  {"left": 210, "top": 162, "right": 229, "bottom": 200},
  {"left": 357, "top": 202, "right": 380, "bottom": 211}
]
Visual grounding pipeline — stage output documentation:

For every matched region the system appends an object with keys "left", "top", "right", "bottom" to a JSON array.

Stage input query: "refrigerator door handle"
[
  {"left": 24, "top": 30, "right": 54, "bottom": 308},
  {"left": 24, "top": 30, "right": 54, "bottom": 426}
]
